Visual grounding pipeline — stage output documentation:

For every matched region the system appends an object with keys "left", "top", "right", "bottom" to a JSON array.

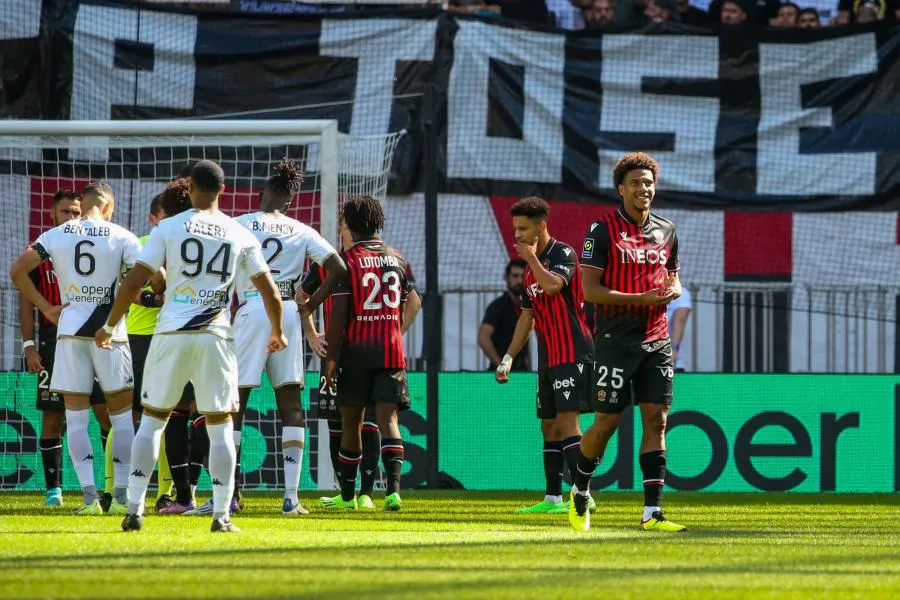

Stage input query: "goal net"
[{"left": 0, "top": 120, "right": 405, "bottom": 493}]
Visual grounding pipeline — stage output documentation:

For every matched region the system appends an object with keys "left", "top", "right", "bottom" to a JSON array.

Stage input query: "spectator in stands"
[
  {"left": 719, "top": 0, "right": 749, "bottom": 22},
  {"left": 645, "top": 0, "right": 679, "bottom": 20},
  {"left": 797, "top": 6, "right": 822, "bottom": 24},
  {"left": 774, "top": 1, "right": 800, "bottom": 24},
  {"left": 584, "top": 0, "right": 617, "bottom": 26},
  {"left": 478, "top": 259, "right": 531, "bottom": 372},
  {"left": 836, "top": 0, "right": 899, "bottom": 23},
  {"left": 667, "top": 287, "right": 693, "bottom": 373},
  {"left": 675, "top": 0, "right": 712, "bottom": 23},
  {"left": 549, "top": 0, "right": 589, "bottom": 28}
]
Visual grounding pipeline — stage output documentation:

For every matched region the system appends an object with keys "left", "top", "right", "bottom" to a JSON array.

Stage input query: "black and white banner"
[{"left": 2, "top": 0, "right": 900, "bottom": 209}]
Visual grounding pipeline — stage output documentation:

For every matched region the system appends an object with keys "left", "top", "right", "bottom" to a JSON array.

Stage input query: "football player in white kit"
[
  {"left": 10, "top": 182, "right": 140, "bottom": 516},
  {"left": 95, "top": 160, "right": 286, "bottom": 533},
  {"left": 232, "top": 158, "right": 347, "bottom": 515}
]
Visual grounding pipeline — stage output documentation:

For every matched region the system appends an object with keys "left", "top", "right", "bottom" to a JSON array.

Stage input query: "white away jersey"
[
  {"left": 138, "top": 209, "right": 269, "bottom": 338},
  {"left": 234, "top": 211, "right": 336, "bottom": 305},
  {"left": 33, "top": 218, "right": 141, "bottom": 340}
]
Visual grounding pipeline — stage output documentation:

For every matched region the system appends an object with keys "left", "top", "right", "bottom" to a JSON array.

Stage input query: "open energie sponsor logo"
[
  {"left": 64, "top": 283, "right": 111, "bottom": 304},
  {"left": 172, "top": 283, "right": 229, "bottom": 307}
]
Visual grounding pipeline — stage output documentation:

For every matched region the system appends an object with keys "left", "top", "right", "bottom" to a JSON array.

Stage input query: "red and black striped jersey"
[
  {"left": 581, "top": 208, "right": 680, "bottom": 343},
  {"left": 28, "top": 260, "right": 61, "bottom": 330},
  {"left": 332, "top": 240, "right": 412, "bottom": 369},
  {"left": 302, "top": 259, "right": 416, "bottom": 333},
  {"left": 521, "top": 239, "right": 594, "bottom": 368}
]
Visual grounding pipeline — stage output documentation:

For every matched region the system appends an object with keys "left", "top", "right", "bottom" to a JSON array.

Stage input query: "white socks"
[
  {"left": 643, "top": 505, "right": 661, "bottom": 521},
  {"left": 282, "top": 426, "right": 305, "bottom": 503},
  {"left": 126, "top": 414, "right": 167, "bottom": 516},
  {"left": 544, "top": 494, "right": 563, "bottom": 504},
  {"left": 109, "top": 410, "right": 134, "bottom": 493},
  {"left": 207, "top": 420, "right": 237, "bottom": 517},
  {"left": 64, "top": 408, "right": 96, "bottom": 498}
]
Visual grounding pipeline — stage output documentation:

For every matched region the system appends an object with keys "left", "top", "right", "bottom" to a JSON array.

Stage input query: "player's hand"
[
  {"left": 24, "top": 346, "right": 43, "bottom": 373},
  {"left": 661, "top": 272, "right": 681, "bottom": 299},
  {"left": 323, "top": 359, "right": 338, "bottom": 391},
  {"left": 267, "top": 331, "right": 288, "bottom": 353},
  {"left": 308, "top": 332, "right": 327, "bottom": 358},
  {"left": 495, "top": 354, "right": 513, "bottom": 384},
  {"left": 42, "top": 303, "right": 68, "bottom": 326},
  {"left": 514, "top": 239, "right": 538, "bottom": 263},
  {"left": 640, "top": 288, "right": 677, "bottom": 306},
  {"left": 94, "top": 328, "right": 113, "bottom": 349}
]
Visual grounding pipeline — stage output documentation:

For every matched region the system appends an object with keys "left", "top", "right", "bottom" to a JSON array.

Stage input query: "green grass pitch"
[{"left": 1, "top": 491, "right": 899, "bottom": 599}]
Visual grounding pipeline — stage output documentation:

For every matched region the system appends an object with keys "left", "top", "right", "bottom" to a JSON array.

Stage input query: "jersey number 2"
[{"left": 362, "top": 271, "right": 401, "bottom": 310}]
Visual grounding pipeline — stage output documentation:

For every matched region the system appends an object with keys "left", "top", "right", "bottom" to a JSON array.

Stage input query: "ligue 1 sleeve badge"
[{"left": 582, "top": 238, "right": 594, "bottom": 259}]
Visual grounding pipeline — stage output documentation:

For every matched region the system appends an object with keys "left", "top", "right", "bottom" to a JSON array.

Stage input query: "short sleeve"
[
  {"left": 241, "top": 238, "right": 269, "bottom": 280},
  {"left": 548, "top": 243, "right": 577, "bottom": 286},
  {"left": 482, "top": 298, "right": 502, "bottom": 326},
  {"left": 667, "top": 231, "right": 680, "bottom": 272},
  {"left": 305, "top": 229, "right": 338, "bottom": 266},
  {"left": 404, "top": 262, "right": 417, "bottom": 292},
  {"left": 136, "top": 226, "right": 166, "bottom": 273},
  {"left": 332, "top": 251, "right": 350, "bottom": 295},
  {"left": 122, "top": 232, "right": 142, "bottom": 269},
  {"left": 676, "top": 286, "right": 692, "bottom": 310},
  {"left": 521, "top": 289, "right": 532, "bottom": 310},
  {"left": 33, "top": 230, "right": 55, "bottom": 262},
  {"left": 581, "top": 222, "right": 610, "bottom": 271},
  {"left": 399, "top": 260, "right": 412, "bottom": 302},
  {"left": 301, "top": 263, "right": 324, "bottom": 296}
]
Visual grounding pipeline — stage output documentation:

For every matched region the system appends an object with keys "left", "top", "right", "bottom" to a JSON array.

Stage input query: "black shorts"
[
  {"left": 337, "top": 366, "right": 410, "bottom": 411},
  {"left": 592, "top": 338, "right": 674, "bottom": 414},
  {"left": 536, "top": 362, "right": 591, "bottom": 420},
  {"left": 35, "top": 332, "right": 105, "bottom": 411},
  {"left": 316, "top": 373, "right": 381, "bottom": 422}
]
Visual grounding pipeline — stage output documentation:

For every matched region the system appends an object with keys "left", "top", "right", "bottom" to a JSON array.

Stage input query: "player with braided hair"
[{"left": 232, "top": 157, "right": 347, "bottom": 515}]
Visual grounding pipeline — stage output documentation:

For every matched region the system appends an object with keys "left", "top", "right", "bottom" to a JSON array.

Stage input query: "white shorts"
[
  {"left": 142, "top": 333, "right": 239, "bottom": 415},
  {"left": 50, "top": 337, "right": 133, "bottom": 395},
  {"left": 233, "top": 302, "right": 304, "bottom": 390}
]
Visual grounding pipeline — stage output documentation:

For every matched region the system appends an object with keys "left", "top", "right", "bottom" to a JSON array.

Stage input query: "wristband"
[
  {"left": 23, "top": 340, "right": 35, "bottom": 350},
  {"left": 671, "top": 343, "right": 681, "bottom": 351},
  {"left": 102, "top": 323, "right": 116, "bottom": 335}
]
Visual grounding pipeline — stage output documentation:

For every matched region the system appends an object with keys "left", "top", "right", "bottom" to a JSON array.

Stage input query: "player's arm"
[
  {"left": 478, "top": 322, "right": 502, "bottom": 367},
  {"left": 300, "top": 253, "right": 347, "bottom": 316},
  {"left": 250, "top": 270, "right": 287, "bottom": 352},
  {"left": 18, "top": 290, "right": 42, "bottom": 373},
  {"left": 401, "top": 289, "right": 421, "bottom": 335},
  {"left": 518, "top": 245, "right": 565, "bottom": 296},
  {"left": 10, "top": 245, "right": 62, "bottom": 325},
  {"left": 496, "top": 309, "right": 534, "bottom": 383},
  {"left": 323, "top": 292, "right": 349, "bottom": 386},
  {"left": 99, "top": 264, "right": 154, "bottom": 347}
]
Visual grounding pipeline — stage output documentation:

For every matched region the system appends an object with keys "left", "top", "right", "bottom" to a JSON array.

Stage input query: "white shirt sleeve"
[
  {"left": 33, "top": 228, "right": 58, "bottom": 261},
  {"left": 241, "top": 237, "right": 270, "bottom": 280},
  {"left": 122, "top": 231, "right": 142, "bottom": 269},
  {"left": 137, "top": 226, "right": 166, "bottom": 273},
  {"left": 305, "top": 228, "right": 338, "bottom": 266},
  {"left": 675, "top": 287, "right": 693, "bottom": 311}
]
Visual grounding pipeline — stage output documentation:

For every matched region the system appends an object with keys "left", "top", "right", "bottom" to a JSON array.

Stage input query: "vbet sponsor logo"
[
  {"left": 172, "top": 283, "right": 229, "bottom": 307},
  {"left": 64, "top": 283, "right": 111, "bottom": 303}
]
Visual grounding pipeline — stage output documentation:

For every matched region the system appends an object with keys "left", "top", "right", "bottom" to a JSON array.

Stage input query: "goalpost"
[{"left": 0, "top": 119, "right": 405, "bottom": 493}]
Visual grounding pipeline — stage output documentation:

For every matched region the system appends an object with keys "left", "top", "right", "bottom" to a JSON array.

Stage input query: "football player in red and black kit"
[
  {"left": 569, "top": 152, "right": 686, "bottom": 532},
  {"left": 495, "top": 197, "right": 596, "bottom": 514},
  {"left": 320, "top": 196, "right": 421, "bottom": 511},
  {"left": 18, "top": 189, "right": 110, "bottom": 507},
  {"left": 305, "top": 255, "right": 418, "bottom": 510}
]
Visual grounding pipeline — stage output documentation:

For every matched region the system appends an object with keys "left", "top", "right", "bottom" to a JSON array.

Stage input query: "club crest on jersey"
[
  {"left": 651, "top": 230, "right": 664, "bottom": 244},
  {"left": 582, "top": 238, "right": 594, "bottom": 259}
]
